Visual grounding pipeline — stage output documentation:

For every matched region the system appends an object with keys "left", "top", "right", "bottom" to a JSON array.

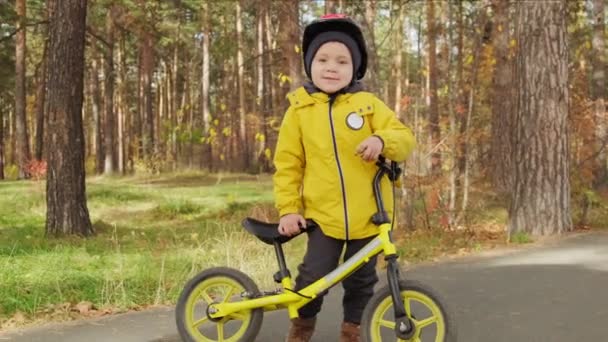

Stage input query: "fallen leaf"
[
  {"left": 12, "top": 311, "right": 26, "bottom": 324},
  {"left": 73, "top": 301, "right": 94, "bottom": 314}
]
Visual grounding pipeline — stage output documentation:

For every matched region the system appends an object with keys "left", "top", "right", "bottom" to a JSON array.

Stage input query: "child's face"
[{"left": 310, "top": 42, "right": 353, "bottom": 94}]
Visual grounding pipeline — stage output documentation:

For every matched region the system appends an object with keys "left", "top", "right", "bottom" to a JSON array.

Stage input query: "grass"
[
  {"left": 0, "top": 172, "right": 307, "bottom": 329},
  {"left": 509, "top": 231, "right": 533, "bottom": 244},
  {"left": 392, "top": 227, "right": 507, "bottom": 264}
]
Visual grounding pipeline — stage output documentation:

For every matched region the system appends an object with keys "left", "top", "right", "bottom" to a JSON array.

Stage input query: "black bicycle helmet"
[{"left": 302, "top": 14, "right": 368, "bottom": 81}]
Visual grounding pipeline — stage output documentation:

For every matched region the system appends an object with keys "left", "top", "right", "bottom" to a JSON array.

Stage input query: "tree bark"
[
  {"left": 172, "top": 18, "right": 182, "bottom": 169},
  {"left": 167, "top": 66, "right": 177, "bottom": 169},
  {"left": 9, "top": 108, "right": 15, "bottom": 166},
  {"left": 277, "top": 0, "right": 301, "bottom": 92},
  {"left": 325, "top": 0, "right": 339, "bottom": 14},
  {"left": 134, "top": 57, "right": 143, "bottom": 159},
  {"left": 456, "top": 0, "right": 468, "bottom": 182},
  {"left": 116, "top": 29, "right": 126, "bottom": 173},
  {"left": 361, "top": 0, "right": 379, "bottom": 93},
  {"left": 264, "top": 5, "right": 277, "bottom": 158},
  {"left": 254, "top": 0, "right": 265, "bottom": 172},
  {"left": 0, "top": 100, "right": 5, "bottom": 180},
  {"left": 200, "top": 0, "right": 212, "bottom": 171},
  {"left": 490, "top": 0, "right": 514, "bottom": 194},
  {"left": 508, "top": 0, "right": 572, "bottom": 236},
  {"left": 15, "top": 0, "right": 30, "bottom": 178},
  {"left": 392, "top": 1, "right": 404, "bottom": 116},
  {"left": 34, "top": 43, "right": 47, "bottom": 161},
  {"left": 236, "top": 0, "right": 248, "bottom": 170},
  {"left": 45, "top": 0, "right": 93, "bottom": 237},
  {"left": 89, "top": 50, "right": 103, "bottom": 174},
  {"left": 427, "top": 0, "right": 441, "bottom": 174},
  {"left": 139, "top": 29, "right": 155, "bottom": 158},
  {"left": 184, "top": 65, "right": 194, "bottom": 168},
  {"left": 459, "top": 2, "right": 488, "bottom": 218},
  {"left": 590, "top": 0, "right": 607, "bottom": 188},
  {"left": 447, "top": 0, "right": 457, "bottom": 227},
  {"left": 103, "top": 6, "right": 115, "bottom": 174}
]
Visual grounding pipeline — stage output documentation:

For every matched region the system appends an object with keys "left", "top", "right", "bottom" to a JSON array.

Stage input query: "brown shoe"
[
  {"left": 285, "top": 317, "right": 316, "bottom": 342},
  {"left": 339, "top": 321, "right": 361, "bottom": 342}
]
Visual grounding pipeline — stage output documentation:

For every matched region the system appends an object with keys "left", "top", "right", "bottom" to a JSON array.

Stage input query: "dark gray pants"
[{"left": 294, "top": 226, "right": 379, "bottom": 324}]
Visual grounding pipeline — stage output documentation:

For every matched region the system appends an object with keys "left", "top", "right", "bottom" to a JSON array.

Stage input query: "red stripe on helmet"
[{"left": 321, "top": 14, "right": 347, "bottom": 19}]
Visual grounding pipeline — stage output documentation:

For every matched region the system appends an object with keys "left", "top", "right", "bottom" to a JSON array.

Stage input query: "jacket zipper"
[{"left": 328, "top": 96, "right": 350, "bottom": 240}]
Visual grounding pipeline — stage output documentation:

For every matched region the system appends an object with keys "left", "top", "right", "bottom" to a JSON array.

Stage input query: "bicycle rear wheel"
[
  {"left": 175, "top": 267, "right": 263, "bottom": 342},
  {"left": 361, "top": 279, "right": 456, "bottom": 342}
]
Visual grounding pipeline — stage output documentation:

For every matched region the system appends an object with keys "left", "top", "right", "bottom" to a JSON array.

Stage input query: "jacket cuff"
[
  {"left": 279, "top": 206, "right": 300, "bottom": 217},
  {"left": 372, "top": 134, "right": 385, "bottom": 151}
]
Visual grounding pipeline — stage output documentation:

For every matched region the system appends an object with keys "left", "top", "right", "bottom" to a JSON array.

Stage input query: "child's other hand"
[
  {"left": 278, "top": 213, "right": 307, "bottom": 236},
  {"left": 356, "top": 135, "right": 383, "bottom": 162}
]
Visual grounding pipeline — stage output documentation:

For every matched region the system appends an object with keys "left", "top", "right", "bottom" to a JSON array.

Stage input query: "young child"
[{"left": 273, "top": 14, "right": 417, "bottom": 342}]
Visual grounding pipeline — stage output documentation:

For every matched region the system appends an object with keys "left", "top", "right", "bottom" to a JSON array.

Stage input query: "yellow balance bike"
[{"left": 175, "top": 156, "right": 456, "bottom": 341}]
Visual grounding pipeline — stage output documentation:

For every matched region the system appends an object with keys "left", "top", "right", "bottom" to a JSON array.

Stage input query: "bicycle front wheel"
[
  {"left": 361, "top": 279, "right": 456, "bottom": 342},
  {"left": 175, "top": 267, "right": 263, "bottom": 342}
]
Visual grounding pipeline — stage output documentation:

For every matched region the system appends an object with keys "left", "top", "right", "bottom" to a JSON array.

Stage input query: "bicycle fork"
[{"left": 386, "top": 256, "right": 416, "bottom": 340}]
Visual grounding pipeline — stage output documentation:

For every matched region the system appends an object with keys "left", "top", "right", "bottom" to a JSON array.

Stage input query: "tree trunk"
[
  {"left": 134, "top": 57, "right": 143, "bottom": 160},
  {"left": 508, "top": 0, "right": 572, "bottom": 236},
  {"left": 45, "top": 0, "right": 93, "bottom": 237},
  {"left": 89, "top": 51, "right": 103, "bottom": 174},
  {"left": 15, "top": 0, "right": 30, "bottom": 178},
  {"left": 0, "top": 100, "right": 5, "bottom": 180},
  {"left": 272, "top": 0, "right": 300, "bottom": 168},
  {"left": 177, "top": 70, "right": 187, "bottom": 167},
  {"left": 490, "top": 0, "right": 514, "bottom": 195},
  {"left": 140, "top": 29, "right": 155, "bottom": 158},
  {"left": 116, "top": 30, "right": 126, "bottom": 173},
  {"left": 157, "top": 68, "right": 164, "bottom": 147},
  {"left": 278, "top": 0, "right": 301, "bottom": 92},
  {"left": 9, "top": 109, "right": 15, "bottom": 166},
  {"left": 456, "top": 0, "right": 468, "bottom": 182},
  {"left": 185, "top": 66, "right": 194, "bottom": 168},
  {"left": 200, "top": 0, "right": 212, "bottom": 171},
  {"left": 34, "top": 43, "right": 47, "bottom": 161},
  {"left": 460, "top": 2, "right": 488, "bottom": 218},
  {"left": 427, "top": 0, "right": 441, "bottom": 174},
  {"left": 172, "top": 21, "right": 183, "bottom": 169},
  {"left": 254, "top": 0, "right": 265, "bottom": 172},
  {"left": 325, "top": 0, "right": 339, "bottom": 14},
  {"left": 359, "top": 1, "right": 378, "bottom": 93},
  {"left": 590, "top": 0, "right": 606, "bottom": 188},
  {"left": 392, "top": 1, "right": 404, "bottom": 116},
  {"left": 236, "top": 0, "right": 248, "bottom": 170},
  {"left": 447, "top": 0, "right": 457, "bottom": 227},
  {"left": 264, "top": 5, "right": 277, "bottom": 157},
  {"left": 103, "top": 7, "right": 115, "bottom": 174},
  {"left": 167, "top": 66, "right": 177, "bottom": 169}
]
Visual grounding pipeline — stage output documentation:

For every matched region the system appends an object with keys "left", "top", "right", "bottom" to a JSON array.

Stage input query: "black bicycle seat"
[{"left": 241, "top": 217, "right": 317, "bottom": 245}]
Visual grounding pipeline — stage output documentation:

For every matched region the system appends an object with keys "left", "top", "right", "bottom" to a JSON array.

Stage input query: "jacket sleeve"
[
  {"left": 371, "top": 97, "right": 417, "bottom": 162},
  {"left": 273, "top": 106, "right": 305, "bottom": 217}
]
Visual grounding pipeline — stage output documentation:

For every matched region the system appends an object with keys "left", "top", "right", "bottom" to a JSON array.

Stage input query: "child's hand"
[
  {"left": 278, "top": 213, "right": 307, "bottom": 236},
  {"left": 356, "top": 135, "right": 384, "bottom": 162}
]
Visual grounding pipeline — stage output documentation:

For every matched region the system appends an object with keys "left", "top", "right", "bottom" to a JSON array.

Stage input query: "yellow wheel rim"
[
  {"left": 184, "top": 276, "right": 252, "bottom": 341},
  {"left": 369, "top": 290, "right": 446, "bottom": 342}
]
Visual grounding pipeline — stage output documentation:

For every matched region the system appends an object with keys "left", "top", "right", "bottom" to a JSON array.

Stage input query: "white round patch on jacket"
[{"left": 346, "top": 112, "right": 364, "bottom": 130}]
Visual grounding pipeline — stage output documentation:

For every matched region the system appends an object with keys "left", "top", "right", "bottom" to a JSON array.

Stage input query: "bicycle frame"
[{"left": 206, "top": 221, "right": 397, "bottom": 321}]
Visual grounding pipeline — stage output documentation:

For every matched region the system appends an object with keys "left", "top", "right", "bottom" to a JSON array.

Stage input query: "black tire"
[
  {"left": 361, "top": 279, "right": 456, "bottom": 342},
  {"left": 175, "top": 267, "right": 263, "bottom": 342}
]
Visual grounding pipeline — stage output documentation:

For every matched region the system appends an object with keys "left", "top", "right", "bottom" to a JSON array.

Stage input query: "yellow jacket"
[{"left": 273, "top": 86, "right": 416, "bottom": 240}]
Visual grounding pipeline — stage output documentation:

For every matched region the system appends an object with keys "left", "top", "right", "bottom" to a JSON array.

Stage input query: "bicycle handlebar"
[{"left": 371, "top": 155, "right": 402, "bottom": 225}]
